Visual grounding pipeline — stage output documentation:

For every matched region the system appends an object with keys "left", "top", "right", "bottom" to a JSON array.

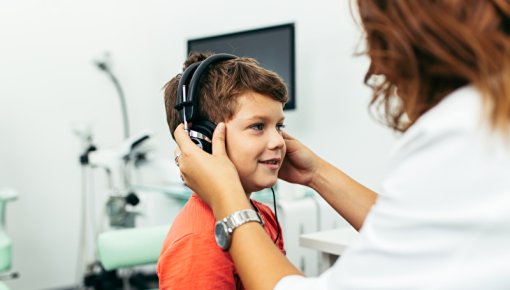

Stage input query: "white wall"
[{"left": 0, "top": 1, "right": 397, "bottom": 289}]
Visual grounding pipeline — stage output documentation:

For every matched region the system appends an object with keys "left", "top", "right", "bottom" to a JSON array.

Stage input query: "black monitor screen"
[{"left": 187, "top": 23, "right": 295, "bottom": 110}]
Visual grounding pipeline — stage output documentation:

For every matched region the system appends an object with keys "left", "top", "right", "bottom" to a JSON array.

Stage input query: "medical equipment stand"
[{"left": 0, "top": 188, "right": 19, "bottom": 290}]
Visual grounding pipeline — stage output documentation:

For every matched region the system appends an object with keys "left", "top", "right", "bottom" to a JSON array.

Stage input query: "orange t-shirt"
[{"left": 157, "top": 193, "right": 285, "bottom": 290}]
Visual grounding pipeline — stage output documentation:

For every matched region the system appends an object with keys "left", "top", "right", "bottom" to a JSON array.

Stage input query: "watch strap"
[{"left": 223, "top": 209, "right": 263, "bottom": 233}]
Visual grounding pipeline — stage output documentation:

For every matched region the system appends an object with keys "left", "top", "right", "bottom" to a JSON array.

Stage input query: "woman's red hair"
[{"left": 357, "top": 0, "right": 510, "bottom": 133}]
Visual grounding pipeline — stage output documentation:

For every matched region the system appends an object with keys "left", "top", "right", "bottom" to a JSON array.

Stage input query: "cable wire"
[{"left": 271, "top": 187, "right": 281, "bottom": 244}]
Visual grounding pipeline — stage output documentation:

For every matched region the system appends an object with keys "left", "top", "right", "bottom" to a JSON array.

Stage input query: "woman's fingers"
[
  {"left": 212, "top": 122, "right": 227, "bottom": 156},
  {"left": 281, "top": 130, "right": 295, "bottom": 140},
  {"left": 174, "top": 123, "right": 197, "bottom": 154}
]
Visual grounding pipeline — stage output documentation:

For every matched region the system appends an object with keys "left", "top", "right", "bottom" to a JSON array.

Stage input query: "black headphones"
[{"left": 174, "top": 53, "right": 237, "bottom": 153}]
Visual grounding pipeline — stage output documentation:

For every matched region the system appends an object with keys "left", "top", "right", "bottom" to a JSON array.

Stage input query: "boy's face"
[{"left": 224, "top": 91, "right": 286, "bottom": 194}]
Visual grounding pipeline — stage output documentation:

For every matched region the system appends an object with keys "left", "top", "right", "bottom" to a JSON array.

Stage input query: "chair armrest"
[{"left": 98, "top": 225, "right": 170, "bottom": 271}]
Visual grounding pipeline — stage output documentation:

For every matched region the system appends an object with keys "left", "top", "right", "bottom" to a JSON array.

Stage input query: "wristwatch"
[{"left": 214, "top": 209, "right": 263, "bottom": 251}]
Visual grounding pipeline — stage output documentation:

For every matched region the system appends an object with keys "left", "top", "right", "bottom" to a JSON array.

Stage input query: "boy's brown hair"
[{"left": 164, "top": 52, "right": 288, "bottom": 139}]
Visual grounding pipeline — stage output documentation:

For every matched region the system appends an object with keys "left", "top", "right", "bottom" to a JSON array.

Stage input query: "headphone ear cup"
[{"left": 189, "top": 120, "right": 217, "bottom": 154}]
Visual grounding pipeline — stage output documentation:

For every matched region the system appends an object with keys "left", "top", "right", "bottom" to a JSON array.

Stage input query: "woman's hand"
[
  {"left": 278, "top": 131, "right": 322, "bottom": 187},
  {"left": 173, "top": 123, "right": 249, "bottom": 217}
]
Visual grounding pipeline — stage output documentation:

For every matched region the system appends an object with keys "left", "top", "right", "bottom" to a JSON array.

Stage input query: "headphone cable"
[{"left": 271, "top": 187, "right": 281, "bottom": 244}]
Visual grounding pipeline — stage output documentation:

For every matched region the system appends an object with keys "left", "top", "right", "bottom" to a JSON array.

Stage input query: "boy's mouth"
[{"left": 259, "top": 158, "right": 281, "bottom": 167}]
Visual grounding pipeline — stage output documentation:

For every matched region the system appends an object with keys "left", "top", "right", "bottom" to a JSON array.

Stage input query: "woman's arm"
[
  {"left": 173, "top": 123, "right": 377, "bottom": 289},
  {"left": 279, "top": 132, "right": 377, "bottom": 230},
  {"left": 310, "top": 158, "right": 377, "bottom": 230}
]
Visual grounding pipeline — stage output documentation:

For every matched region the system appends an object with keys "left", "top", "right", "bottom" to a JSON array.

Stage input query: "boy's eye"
[
  {"left": 250, "top": 123, "right": 264, "bottom": 131},
  {"left": 249, "top": 123, "right": 285, "bottom": 132}
]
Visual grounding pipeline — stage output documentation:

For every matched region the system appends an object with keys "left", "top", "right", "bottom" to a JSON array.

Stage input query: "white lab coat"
[{"left": 276, "top": 86, "right": 510, "bottom": 289}]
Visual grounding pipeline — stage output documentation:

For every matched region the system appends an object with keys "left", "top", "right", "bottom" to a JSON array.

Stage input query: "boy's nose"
[{"left": 267, "top": 129, "right": 285, "bottom": 150}]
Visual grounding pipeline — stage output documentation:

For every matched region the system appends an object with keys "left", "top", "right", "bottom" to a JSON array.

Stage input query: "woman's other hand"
[{"left": 278, "top": 131, "right": 322, "bottom": 187}]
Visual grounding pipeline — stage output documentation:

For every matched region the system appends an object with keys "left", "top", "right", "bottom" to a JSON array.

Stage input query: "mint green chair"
[
  {"left": 0, "top": 188, "right": 18, "bottom": 290},
  {"left": 98, "top": 225, "right": 170, "bottom": 289}
]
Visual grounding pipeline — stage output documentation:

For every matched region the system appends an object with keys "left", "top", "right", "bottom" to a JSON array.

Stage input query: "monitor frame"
[{"left": 187, "top": 23, "right": 296, "bottom": 110}]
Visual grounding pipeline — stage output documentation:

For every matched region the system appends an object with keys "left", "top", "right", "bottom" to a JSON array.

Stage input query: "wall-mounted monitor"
[{"left": 187, "top": 23, "right": 295, "bottom": 110}]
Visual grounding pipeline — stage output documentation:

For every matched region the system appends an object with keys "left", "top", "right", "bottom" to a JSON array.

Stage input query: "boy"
[{"left": 157, "top": 52, "right": 287, "bottom": 290}]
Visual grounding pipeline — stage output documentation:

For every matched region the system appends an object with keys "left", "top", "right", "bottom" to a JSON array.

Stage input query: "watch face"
[{"left": 214, "top": 221, "right": 230, "bottom": 250}]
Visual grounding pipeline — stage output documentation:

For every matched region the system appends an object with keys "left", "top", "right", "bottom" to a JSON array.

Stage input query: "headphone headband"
[
  {"left": 175, "top": 62, "right": 200, "bottom": 123},
  {"left": 175, "top": 53, "right": 237, "bottom": 122}
]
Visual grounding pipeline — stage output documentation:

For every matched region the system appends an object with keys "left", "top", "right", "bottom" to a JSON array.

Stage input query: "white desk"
[{"left": 300, "top": 227, "right": 360, "bottom": 272}]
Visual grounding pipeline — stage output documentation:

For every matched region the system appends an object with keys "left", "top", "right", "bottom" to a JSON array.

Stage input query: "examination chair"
[
  {"left": 97, "top": 224, "right": 169, "bottom": 290},
  {"left": 0, "top": 188, "right": 18, "bottom": 290}
]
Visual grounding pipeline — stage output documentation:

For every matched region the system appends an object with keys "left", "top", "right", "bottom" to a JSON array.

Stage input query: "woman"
[{"left": 173, "top": 1, "right": 510, "bottom": 289}]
